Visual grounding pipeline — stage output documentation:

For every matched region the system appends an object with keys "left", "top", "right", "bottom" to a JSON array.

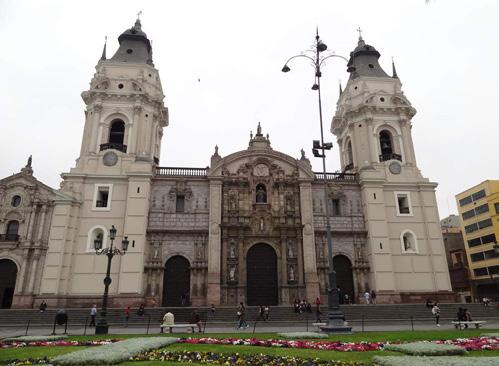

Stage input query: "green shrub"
[
  {"left": 374, "top": 356, "right": 499, "bottom": 366},
  {"left": 384, "top": 341, "right": 466, "bottom": 356},
  {"left": 51, "top": 337, "right": 178, "bottom": 365},
  {"left": 2, "top": 335, "right": 67, "bottom": 342}
]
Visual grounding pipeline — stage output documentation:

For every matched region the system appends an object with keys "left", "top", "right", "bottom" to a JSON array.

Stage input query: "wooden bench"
[
  {"left": 312, "top": 322, "right": 326, "bottom": 328},
  {"left": 452, "top": 321, "right": 486, "bottom": 329},
  {"left": 160, "top": 323, "right": 198, "bottom": 333}
]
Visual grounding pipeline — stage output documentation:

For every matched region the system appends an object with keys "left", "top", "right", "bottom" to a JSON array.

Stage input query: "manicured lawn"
[
  {"left": 0, "top": 346, "right": 83, "bottom": 362},
  {"left": 0, "top": 330, "right": 497, "bottom": 366}
]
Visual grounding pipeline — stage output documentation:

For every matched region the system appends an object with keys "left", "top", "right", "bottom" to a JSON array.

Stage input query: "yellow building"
[{"left": 456, "top": 180, "right": 499, "bottom": 301}]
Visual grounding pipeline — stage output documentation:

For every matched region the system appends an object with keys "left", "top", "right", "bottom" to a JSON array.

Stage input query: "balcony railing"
[
  {"left": 379, "top": 153, "right": 402, "bottom": 162},
  {"left": 314, "top": 172, "right": 357, "bottom": 182},
  {"left": 156, "top": 167, "right": 208, "bottom": 177},
  {"left": 0, "top": 234, "right": 20, "bottom": 242},
  {"left": 100, "top": 143, "right": 127, "bottom": 153}
]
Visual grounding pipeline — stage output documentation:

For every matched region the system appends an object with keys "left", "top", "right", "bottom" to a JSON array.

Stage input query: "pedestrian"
[
  {"left": 432, "top": 303, "right": 440, "bottom": 327},
  {"left": 371, "top": 290, "right": 377, "bottom": 304},
  {"left": 210, "top": 303, "right": 216, "bottom": 315},
  {"left": 236, "top": 302, "right": 248, "bottom": 329},
  {"left": 344, "top": 293, "right": 350, "bottom": 304},
  {"left": 482, "top": 297, "right": 491, "bottom": 307},
  {"left": 124, "top": 306, "right": 130, "bottom": 327},
  {"left": 263, "top": 305, "right": 270, "bottom": 321},
  {"left": 258, "top": 305, "right": 265, "bottom": 321},
  {"left": 425, "top": 298, "right": 433, "bottom": 308},
  {"left": 364, "top": 291, "right": 371, "bottom": 304},
  {"left": 315, "top": 297, "right": 322, "bottom": 322},
  {"left": 39, "top": 300, "right": 47, "bottom": 312},
  {"left": 464, "top": 308, "right": 473, "bottom": 321},
  {"left": 189, "top": 310, "right": 202, "bottom": 333},
  {"left": 89, "top": 304, "right": 97, "bottom": 327},
  {"left": 137, "top": 303, "right": 145, "bottom": 316},
  {"left": 337, "top": 287, "right": 343, "bottom": 304},
  {"left": 293, "top": 298, "right": 300, "bottom": 313},
  {"left": 160, "top": 311, "right": 174, "bottom": 333}
]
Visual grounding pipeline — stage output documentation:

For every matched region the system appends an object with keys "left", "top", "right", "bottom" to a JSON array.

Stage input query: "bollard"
[
  {"left": 52, "top": 317, "right": 57, "bottom": 335},
  {"left": 146, "top": 314, "right": 151, "bottom": 335},
  {"left": 410, "top": 316, "right": 414, "bottom": 331},
  {"left": 252, "top": 319, "right": 257, "bottom": 334},
  {"left": 306, "top": 316, "right": 309, "bottom": 332},
  {"left": 83, "top": 317, "right": 88, "bottom": 336},
  {"left": 361, "top": 314, "right": 365, "bottom": 333},
  {"left": 64, "top": 321, "right": 68, "bottom": 334},
  {"left": 25, "top": 320, "right": 30, "bottom": 336}
]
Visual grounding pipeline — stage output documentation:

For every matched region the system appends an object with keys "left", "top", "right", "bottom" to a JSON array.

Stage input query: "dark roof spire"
[
  {"left": 392, "top": 57, "right": 399, "bottom": 79},
  {"left": 100, "top": 36, "right": 107, "bottom": 61},
  {"left": 110, "top": 15, "right": 154, "bottom": 65},
  {"left": 346, "top": 31, "right": 389, "bottom": 80}
]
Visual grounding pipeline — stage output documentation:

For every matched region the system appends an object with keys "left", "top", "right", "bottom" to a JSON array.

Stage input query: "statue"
[
  {"left": 259, "top": 218, "right": 264, "bottom": 231},
  {"left": 229, "top": 240, "right": 236, "bottom": 257},
  {"left": 214, "top": 145, "right": 219, "bottom": 155},
  {"left": 300, "top": 148, "right": 305, "bottom": 159},
  {"left": 256, "top": 122, "right": 262, "bottom": 135},
  {"left": 256, "top": 185, "right": 266, "bottom": 203},
  {"left": 287, "top": 244, "right": 293, "bottom": 258},
  {"left": 229, "top": 265, "right": 236, "bottom": 281},
  {"left": 289, "top": 265, "right": 295, "bottom": 281},
  {"left": 26, "top": 155, "right": 32, "bottom": 168}
]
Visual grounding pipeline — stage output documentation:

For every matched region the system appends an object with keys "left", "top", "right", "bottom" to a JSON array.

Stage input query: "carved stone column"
[
  {"left": 299, "top": 182, "right": 320, "bottom": 301},
  {"left": 27, "top": 251, "right": 41, "bottom": 293},
  {"left": 26, "top": 206, "right": 36, "bottom": 241},
  {"left": 36, "top": 204, "right": 47, "bottom": 243},
  {"left": 207, "top": 180, "right": 222, "bottom": 305}
]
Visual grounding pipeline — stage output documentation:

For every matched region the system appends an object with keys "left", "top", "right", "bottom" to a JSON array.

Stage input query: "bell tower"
[
  {"left": 39, "top": 19, "right": 168, "bottom": 305},
  {"left": 331, "top": 36, "right": 452, "bottom": 303}
]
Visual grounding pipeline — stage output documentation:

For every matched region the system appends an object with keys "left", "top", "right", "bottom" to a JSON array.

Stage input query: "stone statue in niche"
[
  {"left": 285, "top": 196, "right": 293, "bottom": 211},
  {"left": 287, "top": 242, "right": 294, "bottom": 258},
  {"left": 256, "top": 185, "right": 267, "bottom": 203},
  {"left": 229, "top": 265, "right": 237, "bottom": 281},
  {"left": 288, "top": 265, "right": 295, "bottom": 281},
  {"left": 259, "top": 218, "right": 264, "bottom": 231},
  {"left": 229, "top": 239, "right": 236, "bottom": 258}
]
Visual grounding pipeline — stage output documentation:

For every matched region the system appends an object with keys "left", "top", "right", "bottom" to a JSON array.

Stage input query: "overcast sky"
[{"left": 1, "top": 0, "right": 498, "bottom": 218}]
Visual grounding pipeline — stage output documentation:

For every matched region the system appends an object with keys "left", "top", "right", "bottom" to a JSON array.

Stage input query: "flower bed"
[
  {"left": 436, "top": 336, "right": 499, "bottom": 351},
  {"left": 384, "top": 342, "right": 466, "bottom": 356},
  {"left": 51, "top": 337, "right": 178, "bottom": 365},
  {"left": 180, "top": 337, "right": 384, "bottom": 351},
  {"left": 278, "top": 331, "right": 329, "bottom": 339},
  {"left": 1, "top": 339, "right": 120, "bottom": 349},
  {"left": 373, "top": 356, "right": 499, "bottom": 366},
  {"left": 2, "top": 335, "right": 68, "bottom": 342},
  {"left": 131, "top": 350, "right": 363, "bottom": 366}
]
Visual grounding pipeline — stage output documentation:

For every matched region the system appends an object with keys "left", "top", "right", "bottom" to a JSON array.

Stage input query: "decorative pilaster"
[{"left": 207, "top": 180, "right": 222, "bottom": 305}]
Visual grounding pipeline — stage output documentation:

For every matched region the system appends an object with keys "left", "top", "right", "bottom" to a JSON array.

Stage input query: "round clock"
[
  {"left": 103, "top": 151, "right": 118, "bottom": 166},
  {"left": 389, "top": 161, "right": 402, "bottom": 174}
]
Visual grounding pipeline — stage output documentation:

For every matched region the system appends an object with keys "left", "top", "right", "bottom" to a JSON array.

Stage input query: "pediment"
[{"left": 208, "top": 149, "right": 314, "bottom": 180}]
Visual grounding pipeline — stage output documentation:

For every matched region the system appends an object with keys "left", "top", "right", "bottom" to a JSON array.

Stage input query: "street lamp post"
[
  {"left": 94, "top": 225, "right": 129, "bottom": 334},
  {"left": 282, "top": 29, "right": 351, "bottom": 333}
]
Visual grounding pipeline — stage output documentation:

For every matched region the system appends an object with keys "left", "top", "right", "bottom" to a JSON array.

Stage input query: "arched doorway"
[
  {"left": 162, "top": 256, "right": 190, "bottom": 307},
  {"left": 247, "top": 243, "right": 278, "bottom": 306},
  {"left": 333, "top": 255, "right": 354, "bottom": 304},
  {"left": 0, "top": 259, "right": 17, "bottom": 309}
]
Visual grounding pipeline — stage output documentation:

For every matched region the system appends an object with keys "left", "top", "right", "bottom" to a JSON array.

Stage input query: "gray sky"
[{"left": 1, "top": 0, "right": 498, "bottom": 217}]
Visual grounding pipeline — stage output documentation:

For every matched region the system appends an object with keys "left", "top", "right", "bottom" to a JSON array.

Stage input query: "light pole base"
[
  {"left": 95, "top": 322, "right": 109, "bottom": 334},
  {"left": 320, "top": 310, "right": 353, "bottom": 334}
]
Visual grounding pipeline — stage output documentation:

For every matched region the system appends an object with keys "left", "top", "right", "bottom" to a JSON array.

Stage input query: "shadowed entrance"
[
  {"left": 333, "top": 255, "right": 354, "bottom": 303},
  {"left": 162, "top": 256, "right": 190, "bottom": 307},
  {"left": 0, "top": 259, "right": 17, "bottom": 309},
  {"left": 246, "top": 243, "right": 278, "bottom": 306}
]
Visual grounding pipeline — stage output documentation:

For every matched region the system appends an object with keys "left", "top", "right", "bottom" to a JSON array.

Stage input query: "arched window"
[
  {"left": 379, "top": 130, "right": 393, "bottom": 156},
  {"left": 400, "top": 230, "right": 418, "bottom": 253},
  {"left": 6, "top": 220, "right": 19, "bottom": 240},
  {"left": 255, "top": 183, "right": 267, "bottom": 203},
  {"left": 109, "top": 120, "right": 125, "bottom": 144}
]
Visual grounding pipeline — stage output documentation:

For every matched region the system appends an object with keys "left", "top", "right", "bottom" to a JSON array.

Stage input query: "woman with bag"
[{"left": 236, "top": 302, "right": 248, "bottom": 329}]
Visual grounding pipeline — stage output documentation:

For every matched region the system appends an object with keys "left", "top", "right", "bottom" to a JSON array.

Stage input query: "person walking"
[
  {"left": 39, "top": 300, "right": 47, "bottom": 312},
  {"left": 263, "top": 305, "right": 270, "bottom": 321},
  {"left": 258, "top": 305, "right": 265, "bottom": 321},
  {"left": 137, "top": 303, "right": 145, "bottom": 316},
  {"left": 364, "top": 291, "right": 371, "bottom": 304},
  {"left": 432, "top": 303, "right": 440, "bottom": 327},
  {"left": 370, "top": 290, "right": 377, "bottom": 304},
  {"left": 124, "top": 306, "right": 130, "bottom": 327},
  {"left": 89, "top": 304, "right": 97, "bottom": 327},
  {"left": 236, "top": 302, "right": 248, "bottom": 329},
  {"left": 315, "top": 297, "right": 322, "bottom": 322}
]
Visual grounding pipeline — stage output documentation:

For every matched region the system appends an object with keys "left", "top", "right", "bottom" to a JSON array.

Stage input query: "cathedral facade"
[{"left": 0, "top": 20, "right": 454, "bottom": 309}]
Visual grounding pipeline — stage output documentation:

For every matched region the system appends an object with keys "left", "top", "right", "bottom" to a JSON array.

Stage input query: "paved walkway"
[{"left": 1, "top": 319, "right": 498, "bottom": 338}]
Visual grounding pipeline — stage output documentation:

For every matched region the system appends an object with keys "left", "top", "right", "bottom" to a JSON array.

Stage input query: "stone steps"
[{"left": 0, "top": 304, "right": 497, "bottom": 327}]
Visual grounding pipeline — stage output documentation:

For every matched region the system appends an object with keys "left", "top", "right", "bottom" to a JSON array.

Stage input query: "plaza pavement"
[{"left": 1, "top": 319, "right": 498, "bottom": 338}]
